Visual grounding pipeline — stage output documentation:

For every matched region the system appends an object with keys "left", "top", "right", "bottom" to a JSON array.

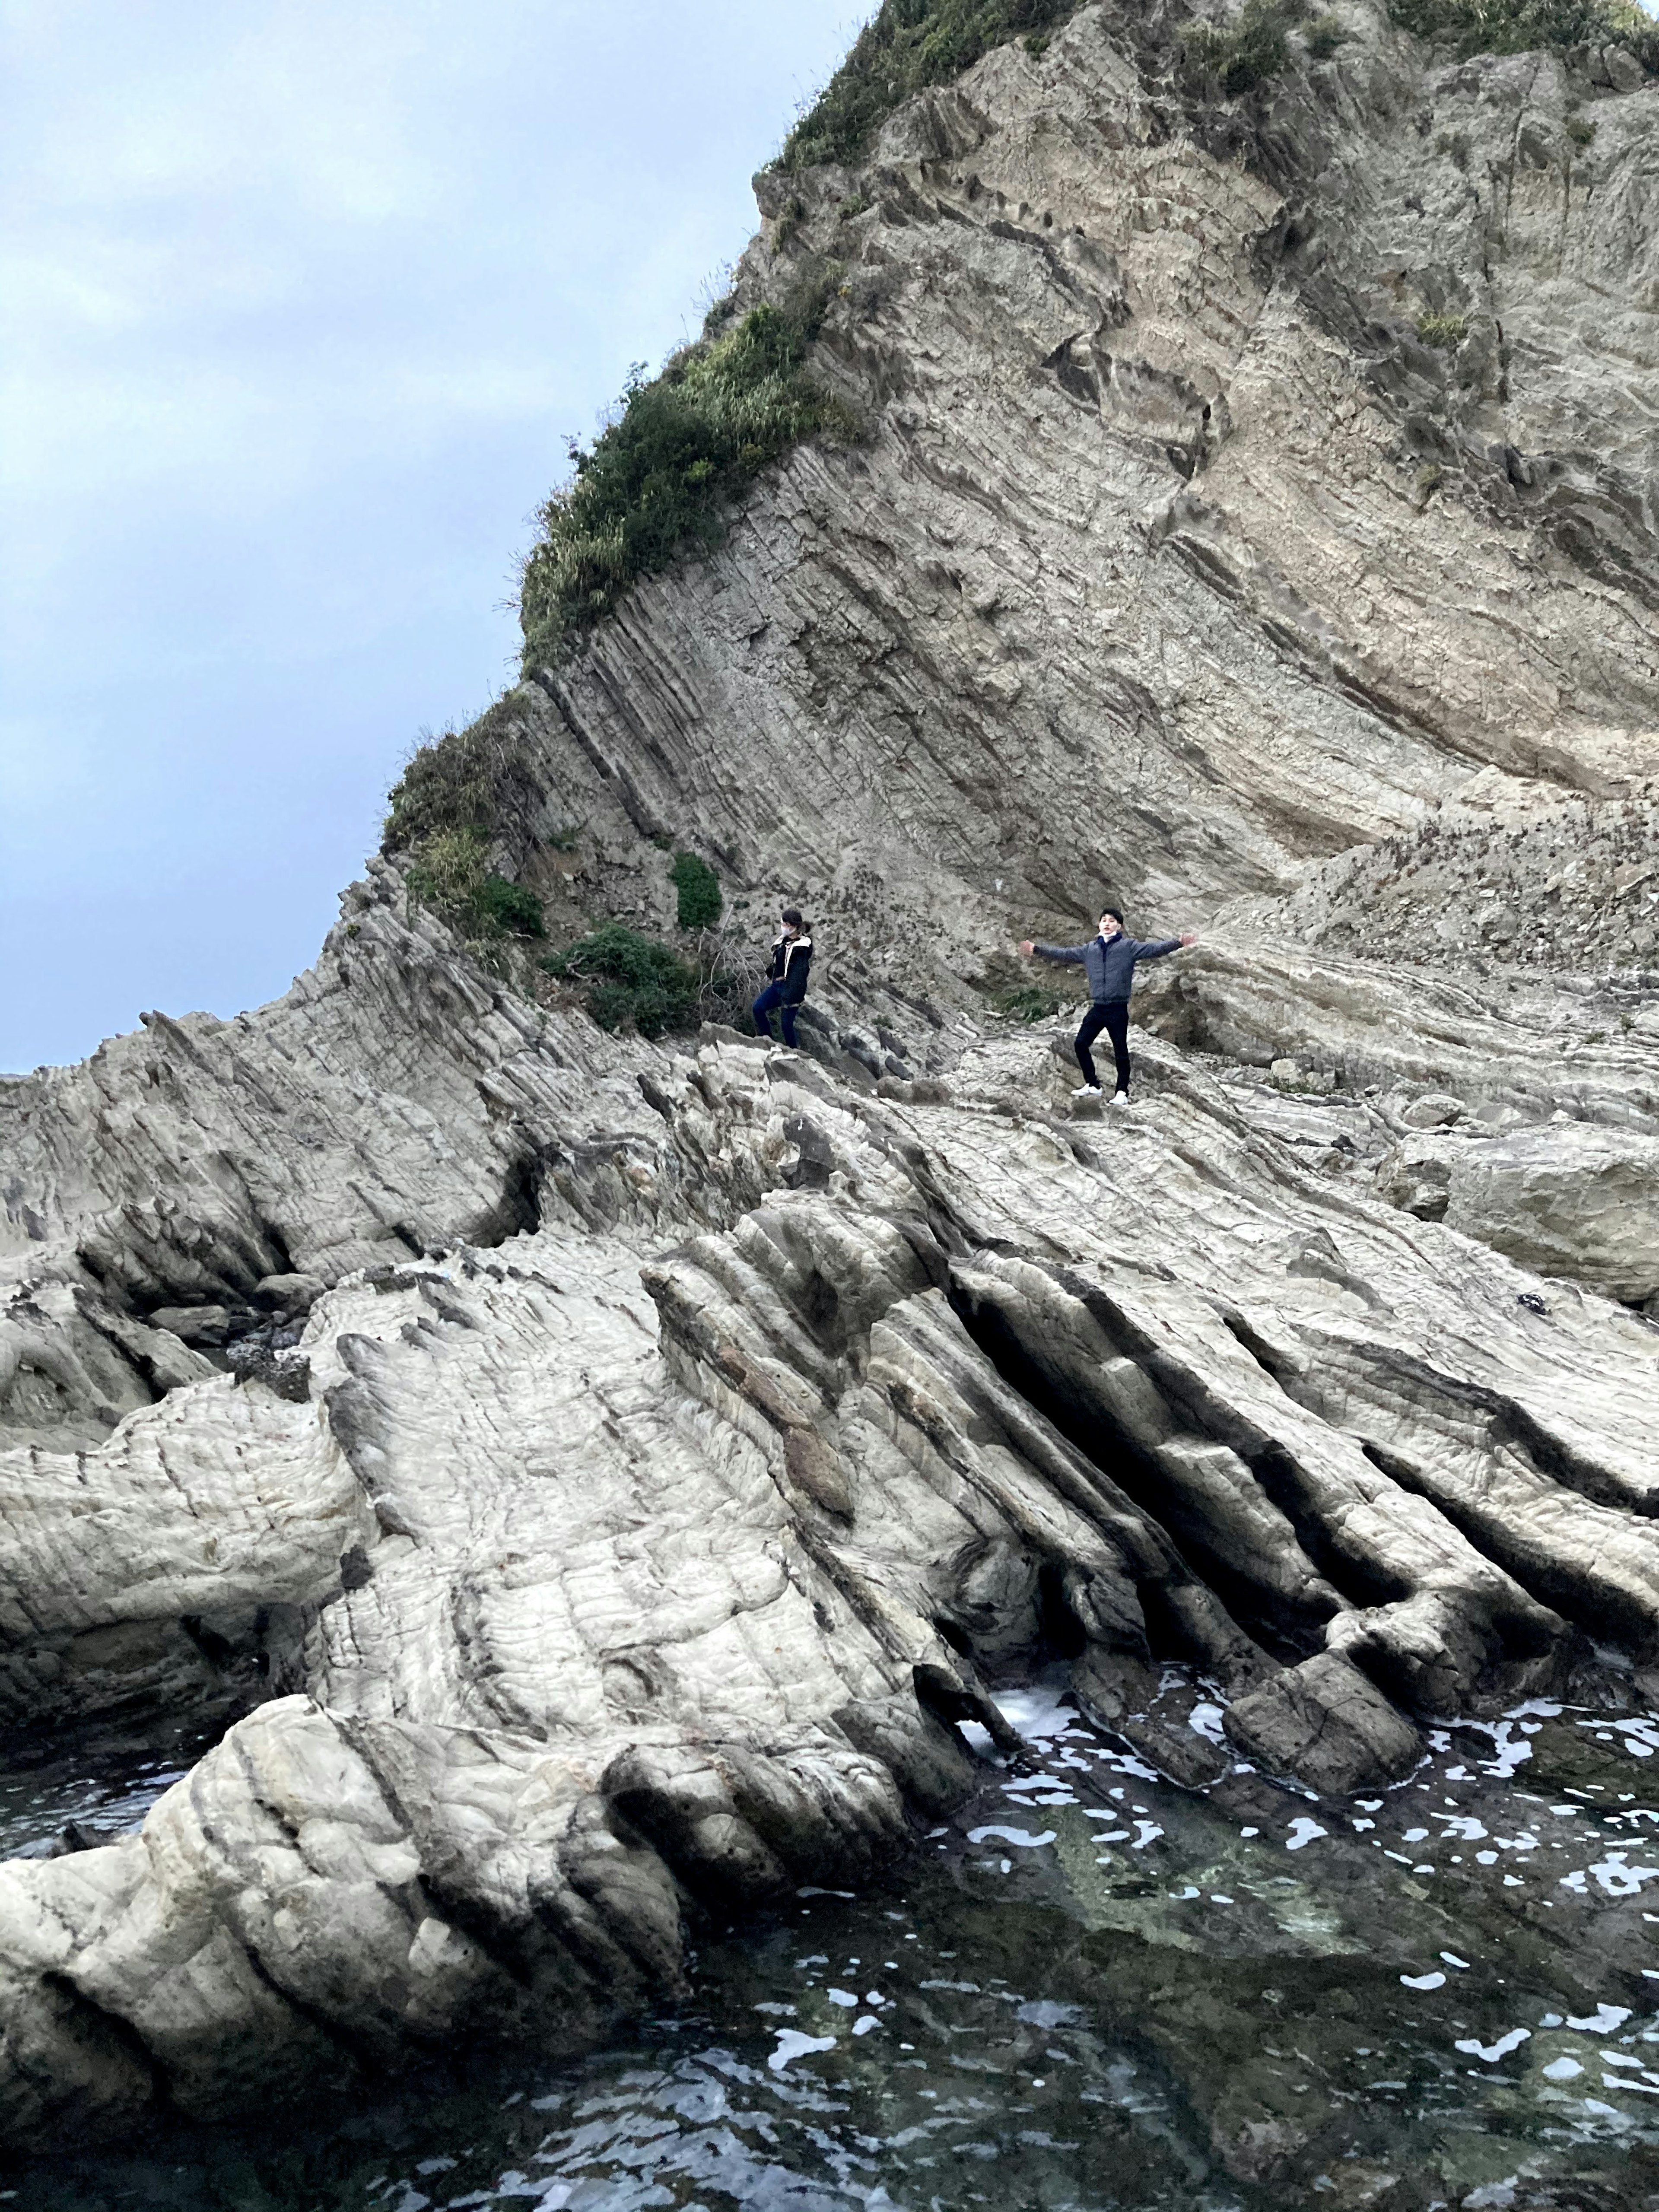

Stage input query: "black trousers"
[{"left": 1075, "top": 1001, "right": 1131, "bottom": 1092}]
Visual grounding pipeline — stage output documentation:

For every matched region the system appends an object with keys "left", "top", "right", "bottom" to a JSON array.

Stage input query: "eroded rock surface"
[
  {"left": 3, "top": 0, "right": 1659, "bottom": 2161},
  {"left": 5, "top": 1003, "right": 1659, "bottom": 2146}
]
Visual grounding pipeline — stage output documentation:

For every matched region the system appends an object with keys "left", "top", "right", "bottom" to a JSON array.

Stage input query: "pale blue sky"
[{"left": 1, "top": 0, "right": 858, "bottom": 1072}]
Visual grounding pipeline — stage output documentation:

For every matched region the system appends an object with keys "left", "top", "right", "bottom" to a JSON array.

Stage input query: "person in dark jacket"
[
  {"left": 752, "top": 909, "right": 813, "bottom": 1047},
  {"left": 1018, "top": 908, "right": 1196, "bottom": 1102}
]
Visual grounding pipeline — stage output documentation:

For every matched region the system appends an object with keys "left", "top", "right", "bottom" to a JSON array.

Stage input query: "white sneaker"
[
  {"left": 1072, "top": 1082, "right": 1102, "bottom": 1098},
  {"left": 1109, "top": 1090, "right": 1130, "bottom": 1107}
]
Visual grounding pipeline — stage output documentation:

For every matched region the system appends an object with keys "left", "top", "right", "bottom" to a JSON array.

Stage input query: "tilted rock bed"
[{"left": 3, "top": 1015, "right": 1658, "bottom": 2150}]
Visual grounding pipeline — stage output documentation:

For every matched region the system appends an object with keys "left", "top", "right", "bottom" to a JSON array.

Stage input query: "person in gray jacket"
[{"left": 1017, "top": 908, "right": 1196, "bottom": 1102}]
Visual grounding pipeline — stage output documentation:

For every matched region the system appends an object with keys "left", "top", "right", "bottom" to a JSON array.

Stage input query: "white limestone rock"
[{"left": 1443, "top": 1124, "right": 1659, "bottom": 1304}]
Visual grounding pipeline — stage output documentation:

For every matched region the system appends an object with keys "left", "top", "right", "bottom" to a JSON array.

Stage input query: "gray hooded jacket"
[{"left": 1033, "top": 931, "right": 1181, "bottom": 1004}]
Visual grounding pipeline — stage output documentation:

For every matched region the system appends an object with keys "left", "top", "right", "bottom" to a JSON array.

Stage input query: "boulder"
[
  {"left": 1399, "top": 1093, "right": 1464, "bottom": 1130},
  {"left": 1373, "top": 1132, "right": 1466, "bottom": 1220},
  {"left": 146, "top": 1305, "right": 230, "bottom": 1345},
  {"left": 1444, "top": 1125, "right": 1659, "bottom": 1304},
  {"left": 1223, "top": 1652, "right": 1423, "bottom": 1794}
]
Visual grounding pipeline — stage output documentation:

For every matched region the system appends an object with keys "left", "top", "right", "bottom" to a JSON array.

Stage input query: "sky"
[{"left": 0, "top": 0, "right": 860, "bottom": 1074}]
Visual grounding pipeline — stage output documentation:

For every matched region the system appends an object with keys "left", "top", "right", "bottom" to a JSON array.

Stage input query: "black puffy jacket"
[{"left": 766, "top": 934, "right": 813, "bottom": 1004}]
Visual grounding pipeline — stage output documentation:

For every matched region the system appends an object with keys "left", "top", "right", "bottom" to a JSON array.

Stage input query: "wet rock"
[
  {"left": 254, "top": 1272, "right": 326, "bottom": 1312},
  {"left": 146, "top": 1305, "right": 231, "bottom": 1346},
  {"left": 1223, "top": 1652, "right": 1423, "bottom": 1794}
]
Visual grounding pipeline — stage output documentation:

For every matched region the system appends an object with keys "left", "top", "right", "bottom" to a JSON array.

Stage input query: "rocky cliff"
[{"left": 2, "top": 0, "right": 1658, "bottom": 2165}]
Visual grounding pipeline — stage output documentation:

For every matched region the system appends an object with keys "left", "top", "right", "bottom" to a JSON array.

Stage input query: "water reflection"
[{"left": 14, "top": 1664, "right": 1659, "bottom": 2210}]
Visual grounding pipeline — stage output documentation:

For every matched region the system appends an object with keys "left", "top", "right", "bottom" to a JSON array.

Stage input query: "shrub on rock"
[{"left": 542, "top": 924, "right": 699, "bottom": 1039}]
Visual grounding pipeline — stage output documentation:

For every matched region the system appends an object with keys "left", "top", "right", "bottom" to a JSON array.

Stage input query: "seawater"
[{"left": 12, "top": 1666, "right": 1659, "bottom": 2212}]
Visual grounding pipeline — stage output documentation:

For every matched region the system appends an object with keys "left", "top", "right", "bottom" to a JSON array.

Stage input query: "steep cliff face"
[
  {"left": 2, "top": 0, "right": 1659, "bottom": 2171},
  {"left": 487, "top": 0, "right": 1658, "bottom": 998}
]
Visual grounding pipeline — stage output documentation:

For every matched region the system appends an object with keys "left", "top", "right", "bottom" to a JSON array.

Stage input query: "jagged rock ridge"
[{"left": 1, "top": 0, "right": 1658, "bottom": 2173}]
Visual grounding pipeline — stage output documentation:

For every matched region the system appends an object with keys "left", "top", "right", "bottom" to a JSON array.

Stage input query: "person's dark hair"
[
  {"left": 1100, "top": 906, "right": 1124, "bottom": 927},
  {"left": 781, "top": 907, "right": 805, "bottom": 930}
]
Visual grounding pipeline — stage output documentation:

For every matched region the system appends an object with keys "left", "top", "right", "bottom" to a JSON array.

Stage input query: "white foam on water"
[
  {"left": 1099, "top": 1750, "right": 1164, "bottom": 1783},
  {"left": 1286, "top": 1818, "right": 1328, "bottom": 1851},
  {"left": 1543, "top": 2057, "right": 1583, "bottom": 2081},
  {"left": 1016, "top": 1999, "right": 1085, "bottom": 2028},
  {"left": 768, "top": 2029, "right": 838, "bottom": 2074},
  {"left": 1401, "top": 1972, "right": 1446, "bottom": 1990},
  {"left": 1566, "top": 2005, "right": 1633, "bottom": 2033},
  {"left": 1449, "top": 1720, "right": 1535, "bottom": 1779},
  {"left": 852, "top": 2016, "right": 880, "bottom": 2037},
  {"left": 1586, "top": 1852, "right": 1659, "bottom": 1896},
  {"left": 826, "top": 1990, "right": 858, "bottom": 2008},
  {"left": 966, "top": 1824, "right": 1057, "bottom": 1849},
  {"left": 1188, "top": 1702, "right": 1227, "bottom": 1744},
  {"left": 1455, "top": 2028, "right": 1530, "bottom": 2063},
  {"left": 996, "top": 1684, "right": 1077, "bottom": 1742}
]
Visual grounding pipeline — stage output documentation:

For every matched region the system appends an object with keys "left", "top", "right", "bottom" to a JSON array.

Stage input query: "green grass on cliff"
[
  {"left": 776, "top": 0, "right": 1651, "bottom": 174},
  {"left": 1389, "top": 0, "right": 1657, "bottom": 64},
  {"left": 541, "top": 923, "right": 699, "bottom": 1038},
  {"left": 777, "top": 0, "right": 1085, "bottom": 172},
  {"left": 517, "top": 294, "right": 848, "bottom": 677}
]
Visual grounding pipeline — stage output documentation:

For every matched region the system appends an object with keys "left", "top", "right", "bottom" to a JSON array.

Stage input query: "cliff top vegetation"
[
  {"left": 773, "top": 0, "right": 1653, "bottom": 175},
  {"left": 516, "top": 288, "right": 851, "bottom": 679}
]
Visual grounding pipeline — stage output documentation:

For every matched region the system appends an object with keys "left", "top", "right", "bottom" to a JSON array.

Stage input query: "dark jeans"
[
  {"left": 1076, "top": 1001, "right": 1131, "bottom": 1092},
  {"left": 752, "top": 982, "right": 799, "bottom": 1047}
]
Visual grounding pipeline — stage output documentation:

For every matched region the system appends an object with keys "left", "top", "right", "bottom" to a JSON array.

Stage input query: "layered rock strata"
[
  {"left": 3, "top": 891, "right": 1659, "bottom": 2142},
  {"left": 3, "top": 0, "right": 1659, "bottom": 2160}
]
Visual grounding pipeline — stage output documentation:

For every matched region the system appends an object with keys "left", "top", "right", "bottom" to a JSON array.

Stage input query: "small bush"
[
  {"left": 1180, "top": 0, "right": 1301, "bottom": 97},
  {"left": 543, "top": 924, "right": 700, "bottom": 1038},
  {"left": 777, "top": 0, "right": 1086, "bottom": 172},
  {"left": 406, "top": 827, "right": 544, "bottom": 952},
  {"left": 1417, "top": 310, "right": 1470, "bottom": 349},
  {"left": 1389, "top": 0, "right": 1657, "bottom": 66},
  {"left": 1304, "top": 10, "right": 1349, "bottom": 53},
  {"left": 518, "top": 292, "right": 851, "bottom": 676},
  {"left": 473, "top": 876, "right": 545, "bottom": 938},
  {"left": 383, "top": 696, "right": 528, "bottom": 855},
  {"left": 1566, "top": 114, "right": 1598, "bottom": 146},
  {"left": 669, "top": 852, "right": 723, "bottom": 931},
  {"left": 994, "top": 984, "right": 1066, "bottom": 1022}
]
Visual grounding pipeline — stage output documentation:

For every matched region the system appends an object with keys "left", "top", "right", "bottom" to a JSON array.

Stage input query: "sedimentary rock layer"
[
  {"left": 3, "top": 0, "right": 1657, "bottom": 2159},
  {"left": 4, "top": 988, "right": 1659, "bottom": 2145}
]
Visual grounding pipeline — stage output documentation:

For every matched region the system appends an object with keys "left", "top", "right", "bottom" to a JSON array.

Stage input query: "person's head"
[
  {"left": 1099, "top": 907, "right": 1124, "bottom": 937},
  {"left": 780, "top": 907, "right": 804, "bottom": 940}
]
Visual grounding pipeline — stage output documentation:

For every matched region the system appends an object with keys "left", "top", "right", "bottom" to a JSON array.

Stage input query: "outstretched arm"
[
  {"left": 1133, "top": 932, "right": 1199, "bottom": 960},
  {"left": 1018, "top": 941, "right": 1088, "bottom": 963}
]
